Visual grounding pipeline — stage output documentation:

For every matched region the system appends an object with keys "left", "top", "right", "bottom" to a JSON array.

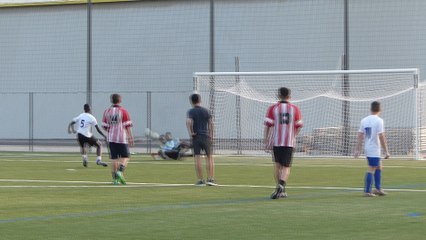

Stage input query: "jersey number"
[
  {"left": 80, "top": 119, "right": 85, "bottom": 128},
  {"left": 279, "top": 113, "right": 291, "bottom": 125},
  {"left": 109, "top": 115, "right": 119, "bottom": 124}
]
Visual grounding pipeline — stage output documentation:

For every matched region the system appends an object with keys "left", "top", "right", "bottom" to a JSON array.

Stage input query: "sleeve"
[
  {"left": 90, "top": 115, "right": 98, "bottom": 126},
  {"left": 121, "top": 108, "right": 133, "bottom": 128},
  {"left": 294, "top": 106, "right": 303, "bottom": 129},
  {"left": 72, "top": 116, "right": 79, "bottom": 123},
  {"left": 264, "top": 105, "right": 274, "bottom": 127},
  {"left": 187, "top": 109, "right": 193, "bottom": 119},
  {"left": 377, "top": 119, "right": 384, "bottom": 134}
]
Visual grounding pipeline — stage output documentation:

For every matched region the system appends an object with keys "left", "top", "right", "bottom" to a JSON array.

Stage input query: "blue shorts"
[{"left": 367, "top": 157, "right": 380, "bottom": 167}]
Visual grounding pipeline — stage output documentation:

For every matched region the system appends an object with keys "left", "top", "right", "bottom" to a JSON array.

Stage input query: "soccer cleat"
[
  {"left": 373, "top": 189, "right": 387, "bottom": 196},
  {"left": 278, "top": 192, "right": 288, "bottom": 198},
  {"left": 271, "top": 184, "right": 284, "bottom": 199},
  {"left": 363, "top": 192, "right": 377, "bottom": 197},
  {"left": 115, "top": 171, "right": 127, "bottom": 185},
  {"left": 96, "top": 160, "right": 108, "bottom": 167},
  {"left": 82, "top": 159, "right": 88, "bottom": 168},
  {"left": 206, "top": 179, "right": 218, "bottom": 186},
  {"left": 112, "top": 179, "right": 120, "bottom": 185},
  {"left": 195, "top": 179, "right": 206, "bottom": 186}
]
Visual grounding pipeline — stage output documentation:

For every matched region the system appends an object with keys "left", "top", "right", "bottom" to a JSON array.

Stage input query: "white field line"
[
  {"left": 1, "top": 179, "right": 426, "bottom": 192},
  {"left": 1, "top": 158, "right": 426, "bottom": 169}
]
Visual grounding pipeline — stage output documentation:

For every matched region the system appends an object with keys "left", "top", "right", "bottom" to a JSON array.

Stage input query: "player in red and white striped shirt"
[
  {"left": 264, "top": 87, "right": 303, "bottom": 199},
  {"left": 102, "top": 93, "right": 134, "bottom": 185}
]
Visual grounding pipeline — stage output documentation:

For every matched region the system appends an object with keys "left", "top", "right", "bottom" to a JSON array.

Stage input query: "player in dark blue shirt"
[{"left": 186, "top": 93, "right": 217, "bottom": 186}]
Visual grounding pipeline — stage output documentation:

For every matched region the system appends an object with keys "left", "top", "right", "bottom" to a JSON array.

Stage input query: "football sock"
[
  {"left": 278, "top": 180, "right": 286, "bottom": 192},
  {"left": 112, "top": 172, "right": 117, "bottom": 180},
  {"left": 82, "top": 155, "right": 88, "bottom": 161},
  {"left": 118, "top": 164, "right": 126, "bottom": 172},
  {"left": 96, "top": 156, "right": 102, "bottom": 162},
  {"left": 374, "top": 169, "right": 382, "bottom": 190},
  {"left": 365, "top": 172, "right": 373, "bottom": 193}
]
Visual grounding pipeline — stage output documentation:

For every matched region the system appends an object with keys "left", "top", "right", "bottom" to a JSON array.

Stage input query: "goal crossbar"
[{"left": 194, "top": 68, "right": 419, "bottom": 77}]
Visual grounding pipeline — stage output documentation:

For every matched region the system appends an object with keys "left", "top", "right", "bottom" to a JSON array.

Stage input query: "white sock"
[{"left": 82, "top": 155, "right": 88, "bottom": 161}]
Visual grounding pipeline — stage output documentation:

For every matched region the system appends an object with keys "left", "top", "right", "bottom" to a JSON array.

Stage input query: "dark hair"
[
  {"left": 83, "top": 104, "right": 91, "bottom": 113},
  {"left": 111, "top": 93, "right": 121, "bottom": 104},
  {"left": 190, "top": 93, "right": 200, "bottom": 104},
  {"left": 371, "top": 101, "right": 381, "bottom": 113},
  {"left": 278, "top": 87, "right": 290, "bottom": 99}
]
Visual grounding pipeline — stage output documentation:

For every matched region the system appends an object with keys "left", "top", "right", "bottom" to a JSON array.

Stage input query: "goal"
[{"left": 193, "top": 68, "right": 426, "bottom": 159}]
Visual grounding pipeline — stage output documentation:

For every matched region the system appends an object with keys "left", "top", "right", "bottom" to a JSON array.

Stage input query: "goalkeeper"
[{"left": 153, "top": 132, "right": 191, "bottom": 160}]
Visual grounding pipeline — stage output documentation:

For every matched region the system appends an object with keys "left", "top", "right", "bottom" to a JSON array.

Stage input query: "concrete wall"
[{"left": 1, "top": 0, "right": 426, "bottom": 142}]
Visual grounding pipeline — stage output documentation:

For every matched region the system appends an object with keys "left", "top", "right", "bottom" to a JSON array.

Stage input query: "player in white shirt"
[
  {"left": 354, "top": 101, "right": 390, "bottom": 197},
  {"left": 68, "top": 104, "right": 108, "bottom": 167}
]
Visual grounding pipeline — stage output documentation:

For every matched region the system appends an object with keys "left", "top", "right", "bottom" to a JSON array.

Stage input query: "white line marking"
[{"left": 1, "top": 179, "right": 425, "bottom": 192}]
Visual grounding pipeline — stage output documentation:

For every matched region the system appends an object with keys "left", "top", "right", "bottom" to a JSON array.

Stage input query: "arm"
[
  {"left": 67, "top": 121, "right": 76, "bottom": 134},
  {"left": 186, "top": 118, "right": 195, "bottom": 138},
  {"left": 208, "top": 117, "right": 214, "bottom": 140},
  {"left": 354, "top": 132, "right": 364, "bottom": 158},
  {"left": 126, "top": 127, "right": 134, "bottom": 146},
  {"left": 95, "top": 125, "right": 107, "bottom": 140},
  {"left": 379, "top": 133, "right": 390, "bottom": 159},
  {"left": 263, "top": 125, "right": 272, "bottom": 150}
]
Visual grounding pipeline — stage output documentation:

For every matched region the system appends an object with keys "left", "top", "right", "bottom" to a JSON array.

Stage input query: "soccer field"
[{"left": 0, "top": 152, "right": 425, "bottom": 240}]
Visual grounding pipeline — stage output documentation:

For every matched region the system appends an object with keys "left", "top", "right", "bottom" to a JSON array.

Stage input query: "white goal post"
[{"left": 193, "top": 68, "right": 426, "bottom": 159}]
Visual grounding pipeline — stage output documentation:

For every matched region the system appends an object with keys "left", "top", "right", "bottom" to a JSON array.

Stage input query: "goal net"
[{"left": 194, "top": 68, "right": 426, "bottom": 159}]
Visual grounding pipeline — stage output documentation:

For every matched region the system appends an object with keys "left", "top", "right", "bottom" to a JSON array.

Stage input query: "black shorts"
[
  {"left": 108, "top": 142, "right": 130, "bottom": 159},
  {"left": 192, "top": 135, "right": 211, "bottom": 156},
  {"left": 273, "top": 146, "right": 294, "bottom": 167},
  {"left": 77, "top": 133, "right": 100, "bottom": 148}
]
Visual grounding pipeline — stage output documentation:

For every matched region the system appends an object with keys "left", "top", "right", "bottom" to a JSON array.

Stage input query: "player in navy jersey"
[
  {"left": 102, "top": 93, "right": 134, "bottom": 185},
  {"left": 264, "top": 87, "right": 303, "bottom": 199},
  {"left": 186, "top": 93, "right": 216, "bottom": 186},
  {"left": 354, "top": 101, "right": 390, "bottom": 197},
  {"left": 68, "top": 104, "right": 108, "bottom": 167}
]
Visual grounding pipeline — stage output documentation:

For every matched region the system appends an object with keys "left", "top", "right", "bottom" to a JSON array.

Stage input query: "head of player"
[
  {"left": 190, "top": 93, "right": 201, "bottom": 106},
  {"left": 371, "top": 101, "right": 381, "bottom": 115},
  {"left": 84, "top": 103, "right": 91, "bottom": 113},
  {"left": 278, "top": 87, "right": 291, "bottom": 101},
  {"left": 110, "top": 93, "right": 122, "bottom": 105}
]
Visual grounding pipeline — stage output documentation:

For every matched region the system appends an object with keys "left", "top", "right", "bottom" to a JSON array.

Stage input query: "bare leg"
[
  {"left": 206, "top": 154, "right": 215, "bottom": 179},
  {"left": 194, "top": 155, "right": 203, "bottom": 180}
]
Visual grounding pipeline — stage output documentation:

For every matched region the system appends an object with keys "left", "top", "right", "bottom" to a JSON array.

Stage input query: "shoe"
[
  {"left": 363, "top": 192, "right": 377, "bottom": 197},
  {"left": 115, "top": 171, "right": 127, "bottom": 185},
  {"left": 112, "top": 179, "right": 120, "bottom": 185},
  {"left": 206, "top": 179, "right": 218, "bottom": 186},
  {"left": 271, "top": 184, "right": 284, "bottom": 199},
  {"left": 373, "top": 189, "right": 387, "bottom": 196},
  {"left": 83, "top": 159, "right": 88, "bottom": 168},
  {"left": 96, "top": 160, "right": 108, "bottom": 167},
  {"left": 278, "top": 192, "right": 288, "bottom": 198},
  {"left": 195, "top": 179, "right": 205, "bottom": 186}
]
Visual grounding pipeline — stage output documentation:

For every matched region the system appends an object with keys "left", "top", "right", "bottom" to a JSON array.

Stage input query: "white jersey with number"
[
  {"left": 358, "top": 114, "right": 384, "bottom": 157},
  {"left": 72, "top": 113, "right": 98, "bottom": 138}
]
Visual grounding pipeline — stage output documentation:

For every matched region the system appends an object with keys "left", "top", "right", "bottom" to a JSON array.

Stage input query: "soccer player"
[
  {"left": 186, "top": 93, "right": 217, "bottom": 186},
  {"left": 264, "top": 87, "right": 303, "bottom": 199},
  {"left": 354, "top": 101, "right": 390, "bottom": 197},
  {"left": 102, "top": 93, "right": 134, "bottom": 185},
  {"left": 67, "top": 104, "right": 108, "bottom": 167}
]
